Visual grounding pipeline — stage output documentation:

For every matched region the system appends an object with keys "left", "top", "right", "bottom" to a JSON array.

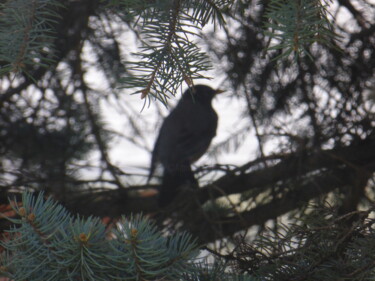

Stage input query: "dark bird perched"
[{"left": 148, "top": 85, "right": 223, "bottom": 207}]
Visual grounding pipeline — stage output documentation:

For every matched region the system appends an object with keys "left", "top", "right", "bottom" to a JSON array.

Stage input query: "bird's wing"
[
  {"left": 178, "top": 103, "right": 218, "bottom": 162},
  {"left": 150, "top": 102, "right": 218, "bottom": 177},
  {"left": 163, "top": 105, "right": 217, "bottom": 164},
  {"left": 176, "top": 124, "right": 217, "bottom": 163}
]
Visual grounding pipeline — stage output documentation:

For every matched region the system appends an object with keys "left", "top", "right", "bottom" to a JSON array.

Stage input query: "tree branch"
[{"left": 3, "top": 137, "right": 374, "bottom": 243}]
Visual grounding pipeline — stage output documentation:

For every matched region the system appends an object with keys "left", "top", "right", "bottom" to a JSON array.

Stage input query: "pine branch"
[
  {"left": 116, "top": 0, "right": 232, "bottom": 105},
  {"left": 231, "top": 205, "right": 375, "bottom": 280},
  {"left": 0, "top": 0, "right": 63, "bottom": 76},
  {"left": 0, "top": 192, "right": 204, "bottom": 280},
  {"left": 264, "top": 0, "right": 340, "bottom": 60},
  {"left": 0, "top": 192, "right": 262, "bottom": 280},
  {"left": 0, "top": 0, "right": 342, "bottom": 101}
]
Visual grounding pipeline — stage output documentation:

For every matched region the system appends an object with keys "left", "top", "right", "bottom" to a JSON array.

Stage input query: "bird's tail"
[{"left": 158, "top": 162, "right": 197, "bottom": 207}]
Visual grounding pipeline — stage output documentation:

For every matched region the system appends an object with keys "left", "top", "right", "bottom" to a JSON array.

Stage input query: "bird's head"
[{"left": 183, "top": 85, "right": 224, "bottom": 104}]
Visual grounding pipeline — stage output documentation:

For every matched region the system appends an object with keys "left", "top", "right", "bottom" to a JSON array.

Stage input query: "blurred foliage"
[
  {"left": 0, "top": 1, "right": 374, "bottom": 278},
  {"left": 1, "top": 0, "right": 341, "bottom": 103},
  {"left": 264, "top": 0, "right": 340, "bottom": 60},
  {"left": 0, "top": 0, "right": 63, "bottom": 76},
  {"left": 229, "top": 204, "right": 375, "bottom": 280}
]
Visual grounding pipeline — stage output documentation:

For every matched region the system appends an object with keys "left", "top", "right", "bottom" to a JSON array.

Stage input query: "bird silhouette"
[{"left": 149, "top": 85, "right": 223, "bottom": 207}]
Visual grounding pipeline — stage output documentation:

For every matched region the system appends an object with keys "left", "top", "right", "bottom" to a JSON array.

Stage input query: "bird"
[{"left": 148, "top": 84, "right": 223, "bottom": 207}]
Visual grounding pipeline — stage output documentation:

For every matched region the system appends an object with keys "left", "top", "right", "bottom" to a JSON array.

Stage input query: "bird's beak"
[{"left": 215, "top": 89, "right": 225, "bottom": 95}]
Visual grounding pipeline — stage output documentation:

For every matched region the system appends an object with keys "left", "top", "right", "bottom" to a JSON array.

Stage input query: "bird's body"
[{"left": 149, "top": 85, "right": 221, "bottom": 206}]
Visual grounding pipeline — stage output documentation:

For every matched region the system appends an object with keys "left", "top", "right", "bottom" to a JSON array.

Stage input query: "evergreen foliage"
[
  {"left": 0, "top": 0, "right": 374, "bottom": 280},
  {"left": 230, "top": 205, "right": 375, "bottom": 280},
  {"left": 111, "top": 0, "right": 231, "bottom": 104},
  {"left": 0, "top": 0, "right": 63, "bottom": 76},
  {"left": 3, "top": 196, "right": 375, "bottom": 279},
  {"left": 0, "top": 0, "right": 340, "bottom": 103},
  {"left": 0, "top": 192, "right": 253, "bottom": 280},
  {"left": 264, "top": 0, "right": 338, "bottom": 59}
]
